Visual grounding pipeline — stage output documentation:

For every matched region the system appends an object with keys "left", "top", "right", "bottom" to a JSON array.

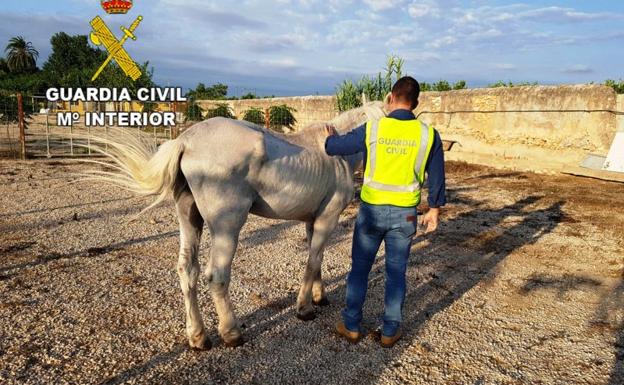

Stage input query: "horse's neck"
[
  {"left": 330, "top": 101, "right": 386, "bottom": 134},
  {"left": 282, "top": 126, "right": 323, "bottom": 148}
]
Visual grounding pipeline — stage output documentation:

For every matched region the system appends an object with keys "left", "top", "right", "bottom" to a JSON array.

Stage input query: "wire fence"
[
  {"left": 0, "top": 94, "right": 342, "bottom": 159},
  {"left": 0, "top": 93, "right": 183, "bottom": 159}
]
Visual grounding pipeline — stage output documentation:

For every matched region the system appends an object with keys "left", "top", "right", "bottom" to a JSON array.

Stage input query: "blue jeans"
[{"left": 341, "top": 202, "right": 417, "bottom": 337}]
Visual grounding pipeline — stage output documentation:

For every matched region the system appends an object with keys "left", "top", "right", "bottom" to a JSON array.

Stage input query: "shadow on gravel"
[
  {"left": 0, "top": 196, "right": 133, "bottom": 218},
  {"left": 100, "top": 345, "right": 188, "bottom": 385},
  {"left": 0, "top": 231, "right": 179, "bottom": 279},
  {"left": 99, "top": 194, "right": 566, "bottom": 384},
  {"left": 0, "top": 202, "right": 150, "bottom": 233},
  {"left": 595, "top": 276, "right": 624, "bottom": 385},
  {"left": 519, "top": 273, "right": 602, "bottom": 297},
  {"left": 239, "top": 220, "right": 299, "bottom": 247}
]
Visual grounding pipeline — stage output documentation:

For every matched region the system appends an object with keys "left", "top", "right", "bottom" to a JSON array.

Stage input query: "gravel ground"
[{"left": 1, "top": 159, "right": 623, "bottom": 385}]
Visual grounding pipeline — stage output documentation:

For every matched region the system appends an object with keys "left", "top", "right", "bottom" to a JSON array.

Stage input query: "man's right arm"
[{"left": 324, "top": 124, "right": 366, "bottom": 156}]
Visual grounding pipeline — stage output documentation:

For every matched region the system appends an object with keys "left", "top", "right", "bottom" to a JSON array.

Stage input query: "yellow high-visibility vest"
[{"left": 361, "top": 117, "right": 435, "bottom": 207}]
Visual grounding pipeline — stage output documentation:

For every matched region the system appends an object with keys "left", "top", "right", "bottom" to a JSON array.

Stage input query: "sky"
[{"left": 0, "top": 0, "right": 623, "bottom": 96}]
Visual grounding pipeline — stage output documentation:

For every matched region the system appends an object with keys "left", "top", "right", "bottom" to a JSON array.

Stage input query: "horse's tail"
[{"left": 82, "top": 128, "right": 184, "bottom": 213}]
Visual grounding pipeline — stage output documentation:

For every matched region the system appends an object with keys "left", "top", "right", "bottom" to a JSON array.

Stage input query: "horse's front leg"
[{"left": 296, "top": 213, "right": 340, "bottom": 320}]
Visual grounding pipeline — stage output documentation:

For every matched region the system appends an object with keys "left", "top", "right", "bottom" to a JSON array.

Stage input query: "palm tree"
[{"left": 5, "top": 36, "right": 39, "bottom": 73}]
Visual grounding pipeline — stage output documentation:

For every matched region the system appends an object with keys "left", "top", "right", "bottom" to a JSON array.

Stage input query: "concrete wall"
[
  {"left": 618, "top": 95, "right": 624, "bottom": 133},
  {"left": 417, "top": 85, "right": 618, "bottom": 173},
  {"left": 197, "top": 85, "right": 621, "bottom": 173},
  {"left": 197, "top": 96, "right": 338, "bottom": 129}
]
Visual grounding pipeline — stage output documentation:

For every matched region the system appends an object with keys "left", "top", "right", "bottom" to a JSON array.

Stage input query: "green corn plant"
[{"left": 336, "top": 79, "right": 361, "bottom": 112}]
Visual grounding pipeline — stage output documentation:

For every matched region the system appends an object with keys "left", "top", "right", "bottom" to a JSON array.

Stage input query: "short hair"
[{"left": 391, "top": 76, "right": 420, "bottom": 109}]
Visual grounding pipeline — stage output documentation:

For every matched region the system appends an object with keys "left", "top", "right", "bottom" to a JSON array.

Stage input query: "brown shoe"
[
  {"left": 380, "top": 329, "right": 403, "bottom": 348},
  {"left": 335, "top": 321, "right": 360, "bottom": 343}
]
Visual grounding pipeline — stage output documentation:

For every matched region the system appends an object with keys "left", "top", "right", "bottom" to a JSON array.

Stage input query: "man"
[{"left": 324, "top": 76, "right": 446, "bottom": 348}]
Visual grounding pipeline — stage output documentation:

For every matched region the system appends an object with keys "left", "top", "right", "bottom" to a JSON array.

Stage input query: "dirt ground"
[{"left": 0, "top": 159, "right": 623, "bottom": 385}]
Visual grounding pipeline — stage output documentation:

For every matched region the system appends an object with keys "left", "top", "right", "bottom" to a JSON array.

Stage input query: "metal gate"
[{"left": 0, "top": 93, "right": 181, "bottom": 159}]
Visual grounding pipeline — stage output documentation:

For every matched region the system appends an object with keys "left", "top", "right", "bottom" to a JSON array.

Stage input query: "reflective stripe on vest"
[{"left": 361, "top": 117, "right": 435, "bottom": 206}]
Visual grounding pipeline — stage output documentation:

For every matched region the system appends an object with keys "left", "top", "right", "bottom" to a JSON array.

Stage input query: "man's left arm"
[
  {"left": 419, "top": 130, "right": 446, "bottom": 233},
  {"left": 324, "top": 124, "right": 366, "bottom": 156}
]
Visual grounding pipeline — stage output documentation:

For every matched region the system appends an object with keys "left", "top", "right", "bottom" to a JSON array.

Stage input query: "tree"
[
  {"left": 240, "top": 92, "right": 257, "bottom": 100},
  {"left": 5, "top": 36, "right": 38, "bottom": 73},
  {"left": 186, "top": 83, "right": 229, "bottom": 100},
  {"left": 41, "top": 32, "right": 154, "bottom": 93},
  {"left": 0, "top": 58, "right": 9, "bottom": 77}
]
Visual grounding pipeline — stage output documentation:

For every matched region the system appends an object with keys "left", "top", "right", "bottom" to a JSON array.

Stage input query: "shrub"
[
  {"left": 205, "top": 103, "right": 235, "bottom": 119},
  {"left": 488, "top": 81, "right": 538, "bottom": 88},
  {"left": 268, "top": 104, "right": 296, "bottom": 131},
  {"left": 185, "top": 101, "right": 203, "bottom": 121},
  {"left": 452, "top": 80, "right": 467, "bottom": 90},
  {"left": 141, "top": 101, "right": 157, "bottom": 113},
  {"left": 605, "top": 79, "right": 624, "bottom": 94},
  {"left": 243, "top": 107, "right": 265, "bottom": 125},
  {"left": 420, "top": 80, "right": 467, "bottom": 92}
]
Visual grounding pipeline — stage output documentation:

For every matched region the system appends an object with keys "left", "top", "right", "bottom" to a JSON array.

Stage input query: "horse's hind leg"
[
  {"left": 191, "top": 185, "right": 251, "bottom": 347},
  {"left": 205, "top": 223, "right": 246, "bottom": 347},
  {"left": 175, "top": 186, "right": 211, "bottom": 350}
]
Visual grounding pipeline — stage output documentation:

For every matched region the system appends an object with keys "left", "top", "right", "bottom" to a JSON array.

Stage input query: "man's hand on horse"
[
  {"left": 324, "top": 124, "right": 338, "bottom": 138},
  {"left": 319, "top": 124, "right": 338, "bottom": 151},
  {"left": 418, "top": 207, "right": 440, "bottom": 234}
]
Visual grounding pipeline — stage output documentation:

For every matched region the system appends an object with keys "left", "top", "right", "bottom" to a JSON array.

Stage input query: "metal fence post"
[
  {"left": 171, "top": 102, "right": 177, "bottom": 139},
  {"left": 87, "top": 125, "right": 92, "bottom": 155},
  {"left": 45, "top": 110, "right": 51, "bottom": 158},
  {"left": 69, "top": 102, "right": 74, "bottom": 156},
  {"left": 17, "top": 93, "right": 26, "bottom": 160}
]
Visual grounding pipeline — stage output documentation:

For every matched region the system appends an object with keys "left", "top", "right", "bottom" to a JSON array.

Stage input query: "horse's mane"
[{"left": 329, "top": 101, "right": 387, "bottom": 134}]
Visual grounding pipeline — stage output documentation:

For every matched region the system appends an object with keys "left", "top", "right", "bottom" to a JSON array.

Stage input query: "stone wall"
[
  {"left": 196, "top": 96, "right": 338, "bottom": 129},
  {"left": 618, "top": 95, "right": 624, "bottom": 133},
  {"left": 416, "top": 85, "right": 619, "bottom": 172},
  {"left": 196, "top": 85, "right": 621, "bottom": 173}
]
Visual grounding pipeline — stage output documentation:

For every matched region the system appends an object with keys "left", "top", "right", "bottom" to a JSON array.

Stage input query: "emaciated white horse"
[{"left": 88, "top": 103, "right": 385, "bottom": 349}]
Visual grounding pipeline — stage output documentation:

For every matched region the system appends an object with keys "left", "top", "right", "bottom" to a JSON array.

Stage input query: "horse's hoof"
[
  {"left": 189, "top": 336, "right": 212, "bottom": 351},
  {"left": 223, "top": 335, "right": 246, "bottom": 348},
  {"left": 296, "top": 309, "right": 317, "bottom": 321},
  {"left": 313, "top": 297, "right": 330, "bottom": 307}
]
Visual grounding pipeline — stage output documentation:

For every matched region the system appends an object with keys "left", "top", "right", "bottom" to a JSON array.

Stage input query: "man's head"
[{"left": 387, "top": 76, "right": 420, "bottom": 112}]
